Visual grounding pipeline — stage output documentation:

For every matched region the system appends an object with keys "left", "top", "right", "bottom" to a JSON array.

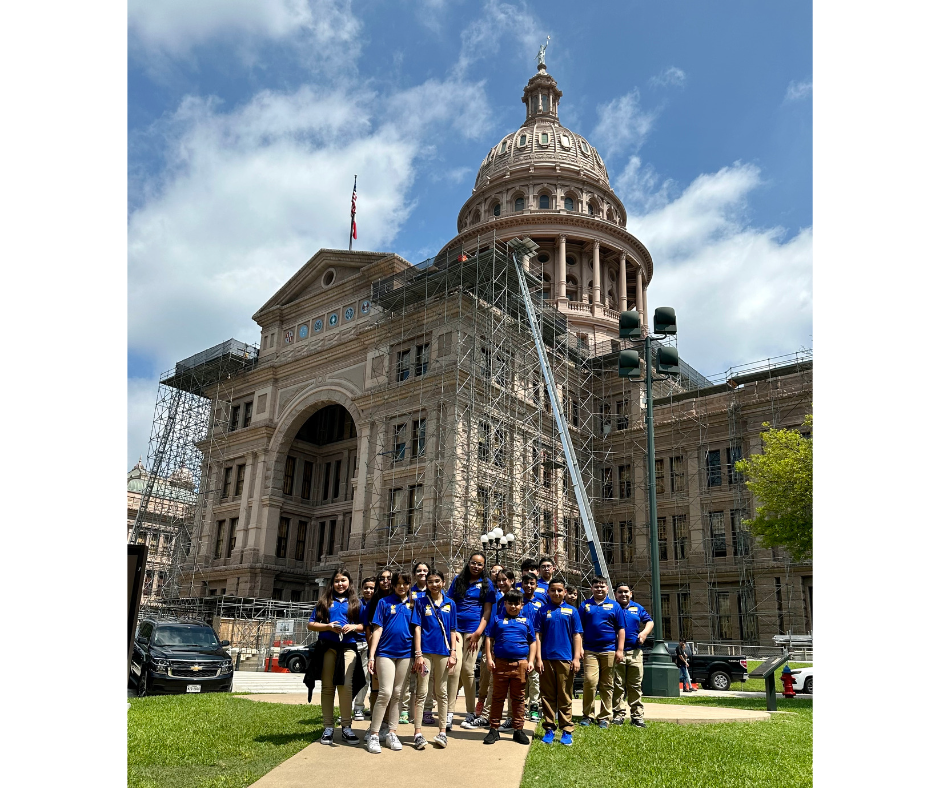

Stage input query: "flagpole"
[{"left": 349, "top": 174, "right": 357, "bottom": 251}]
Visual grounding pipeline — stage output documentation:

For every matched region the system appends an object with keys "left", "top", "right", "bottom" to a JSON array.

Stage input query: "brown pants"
[
  {"left": 489, "top": 658, "right": 528, "bottom": 730},
  {"left": 540, "top": 659, "right": 574, "bottom": 732}
]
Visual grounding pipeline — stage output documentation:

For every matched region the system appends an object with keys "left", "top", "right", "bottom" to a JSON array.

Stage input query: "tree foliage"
[{"left": 734, "top": 414, "right": 812, "bottom": 562}]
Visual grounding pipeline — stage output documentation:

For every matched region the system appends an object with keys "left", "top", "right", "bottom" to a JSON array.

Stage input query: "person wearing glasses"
[
  {"left": 365, "top": 571, "right": 416, "bottom": 753},
  {"left": 577, "top": 576, "right": 626, "bottom": 729},
  {"left": 447, "top": 553, "right": 496, "bottom": 731},
  {"left": 611, "top": 582, "right": 653, "bottom": 728}
]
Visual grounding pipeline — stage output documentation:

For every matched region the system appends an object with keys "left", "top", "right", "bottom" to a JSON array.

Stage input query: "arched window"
[
  {"left": 493, "top": 203, "right": 501, "bottom": 217},
  {"left": 472, "top": 209, "right": 481, "bottom": 225},
  {"left": 539, "top": 194, "right": 550, "bottom": 209},
  {"left": 564, "top": 196, "right": 574, "bottom": 211},
  {"left": 514, "top": 197, "right": 525, "bottom": 212},
  {"left": 565, "top": 275, "right": 578, "bottom": 301},
  {"left": 499, "top": 140, "right": 508, "bottom": 154},
  {"left": 588, "top": 203, "right": 595, "bottom": 216},
  {"left": 608, "top": 289, "right": 616, "bottom": 307},
  {"left": 518, "top": 134, "right": 528, "bottom": 147}
]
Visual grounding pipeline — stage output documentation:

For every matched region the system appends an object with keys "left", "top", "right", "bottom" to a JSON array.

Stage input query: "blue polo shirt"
[
  {"left": 410, "top": 584, "right": 428, "bottom": 602},
  {"left": 620, "top": 600, "right": 653, "bottom": 649},
  {"left": 410, "top": 594, "right": 457, "bottom": 657},
  {"left": 578, "top": 596, "right": 626, "bottom": 652},
  {"left": 536, "top": 601, "right": 583, "bottom": 660},
  {"left": 371, "top": 595, "right": 415, "bottom": 659},
  {"left": 447, "top": 577, "right": 497, "bottom": 634},
  {"left": 309, "top": 596, "right": 362, "bottom": 644},
  {"left": 352, "top": 603, "right": 370, "bottom": 644},
  {"left": 514, "top": 582, "right": 548, "bottom": 600},
  {"left": 495, "top": 596, "right": 543, "bottom": 621},
  {"left": 485, "top": 612, "right": 536, "bottom": 660}
]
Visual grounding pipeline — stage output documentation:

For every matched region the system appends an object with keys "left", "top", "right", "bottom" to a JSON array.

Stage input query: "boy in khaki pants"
[{"left": 535, "top": 578, "right": 583, "bottom": 746}]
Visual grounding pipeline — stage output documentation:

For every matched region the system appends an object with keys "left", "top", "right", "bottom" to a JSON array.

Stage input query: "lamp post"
[
  {"left": 481, "top": 527, "right": 515, "bottom": 564},
  {"left": 618, "top": 307, "right": 681, "bottom": 698}
]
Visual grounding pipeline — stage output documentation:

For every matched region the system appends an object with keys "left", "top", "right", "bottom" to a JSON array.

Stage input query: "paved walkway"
[{"left": 241, "top": 693, "right": 772, "bottom": 787}]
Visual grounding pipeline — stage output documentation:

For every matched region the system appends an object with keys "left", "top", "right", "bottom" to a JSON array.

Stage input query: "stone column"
[
  {"left": 636, "top": 267, "right": 645, "bottom": 326},
  {"left": 349, "top": 421, "right": 373, "bottom": 547},
  {"left": 592, "top": 240, "right": 601, "bottom": 314},
  {"left": 619, "top": 251, "right": 628, "bottom": 311},
  {"left": 556, "top": 235, "right": 567, "bottom": 300},
  {"left": 235, "top": 451, "right": 256, "bottom": 560}
]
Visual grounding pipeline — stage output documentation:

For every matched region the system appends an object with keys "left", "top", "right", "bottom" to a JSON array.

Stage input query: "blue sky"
[{"left": 127, "top": 0, "right": 812, "bottom": 467}]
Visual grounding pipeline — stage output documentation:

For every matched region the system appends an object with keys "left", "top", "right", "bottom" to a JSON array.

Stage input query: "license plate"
[{"left": 186, "top": 684, "right": 201, "bottom": 693}]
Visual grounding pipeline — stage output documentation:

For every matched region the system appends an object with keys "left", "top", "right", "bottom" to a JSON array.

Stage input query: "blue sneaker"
[
  {"left": 579, "top": 717, "right": 593, "bottom": 726},
  {"left": 560, "top": 731, "right": 573, "bottom": 746},
  {"left": 541, "top": 730, "right": 555, "bottom": 744},
  {"left": 598, "top": 720, "right": 609, "bottom": 730}
]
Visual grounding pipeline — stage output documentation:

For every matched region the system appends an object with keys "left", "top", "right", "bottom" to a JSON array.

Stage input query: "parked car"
[
  {"left": 788, "top": 666, "right": 813, "bottom": 694},
  {"left": 643, "top": 641, "right": 749, "bottom": 690},
  {"left": 278, "top": 641, "right": 315, "bottom": 673},
  {"left": 130, "top": 617, "right": 234, "bottom": 696}
]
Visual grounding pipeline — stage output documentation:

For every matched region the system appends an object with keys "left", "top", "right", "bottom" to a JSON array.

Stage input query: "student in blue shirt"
[
  {"left": 535, "top": 578, "right": 583, "bottom": 746},
  {"left": 353, "top": 576, "right": 376, "bottom": 721},
  {"left": 536, "top": 555, "right": 556, "bottom": 595},
  {"left": 611, "top": 582, "right": 654, "bottom": 728},
  {"left": 577, "top": 576, "right": 626, "bottom": 728},
  {"left": 446, "top": 553, "right": 495, "bottom": 731},
  {"left": 520, "top": 572, "right": 546, "bottom": 720},
  {"left": 472, "top": 569, "right": 518, "bottom": 729},
  {"left": 401, "top": 561, "right": 431, "bottom": 726},
  {"left": 365, "top": 571, "right": 415, "bottom": 754},
  {"left": 305, "top": 570, "right": 366, "bottom": 746},
  {"left": 482, "top": 589, "right": 536, "bottom": 745},
  {"left": 410, "top": 569, "right": 457, "bottom": 750},
  {"left": 364, "top": 568, "right": 393, "bottom": 734}
]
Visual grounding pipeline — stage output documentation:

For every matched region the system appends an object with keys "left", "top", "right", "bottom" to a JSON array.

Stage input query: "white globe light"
[
  {"left": 492, "top": 527, "right": 504, "bottom": 539},
  {"left": 481, "top": 534, "right": 489, "bottom": 544},
  {"left": 499, "top": 536, "right": 508, "bottom": 545},
  {"left": 488, "top": 530, "right": 497, "bottom": 540},
  {"left": 505, "top": 533, "right": 515, "bottom": 543}
]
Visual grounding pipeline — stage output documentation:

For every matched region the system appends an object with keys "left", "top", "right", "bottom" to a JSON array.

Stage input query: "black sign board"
[
  {"left": 748, "top": 653, "right": 789, "bottom": 679},
  {"left": 128, "top": 544, "right": 149, "bottom": 682}
]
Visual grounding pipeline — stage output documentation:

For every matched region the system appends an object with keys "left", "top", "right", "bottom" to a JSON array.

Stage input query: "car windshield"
[{"left": 152, "top": 625, "right": 219, "bottom": 648}]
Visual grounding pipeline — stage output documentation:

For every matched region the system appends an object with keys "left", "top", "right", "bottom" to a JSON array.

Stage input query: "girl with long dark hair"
[
  {"left": 446, "top": 552, "right": 495, "bottom": 730},
  {"left": 365, "top": 568, "right": 393, "bottom": 737},
  {"left": 401, "top": 560, "right": 432, "bottom": 725},
  {"left": 304, "top": 569, "right": 367, "bottom": 745}
]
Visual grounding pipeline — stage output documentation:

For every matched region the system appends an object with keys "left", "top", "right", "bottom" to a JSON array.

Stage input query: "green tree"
[{"left": 735, "top": 414, "right": 812, "bottom": 561}]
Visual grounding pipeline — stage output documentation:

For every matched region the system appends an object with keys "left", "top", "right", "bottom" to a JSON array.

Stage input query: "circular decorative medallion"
[
  {"left": 313, "top": 319, "right": 323, "bottom": 332},
  {"left": 344, "top": 307, "right": 354, "bottom": 321},
  {"left": 298, "top": 324, "right": 309, "bottom": 339},
  {"left": 361, "top": 300, "right": 371, "bottom": 314},
  {"left": 329, "top": 313, "right": 338, "bottom": 326}
]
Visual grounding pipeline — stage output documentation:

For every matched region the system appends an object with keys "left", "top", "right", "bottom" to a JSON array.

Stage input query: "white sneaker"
[
  {"left": 365, "top": 734, "right": 382, "bottom": 754},
  {"left": 445, "top": 712, "right": 454, "bottom": 731},
  {"left": 432, "top": 732, "right": 448, "bottom": 749},
  {"left": 353, "top": 708, "right": 365, "bottom": 721},
  {"left": 386, "top": 731, "right": 402, "bottom": 751},
  {"left": 460, "top": 716, "right": 476, "bottom": 729},
  {"left": 378, "top": 722, "right": 389, "bottom": 743}
]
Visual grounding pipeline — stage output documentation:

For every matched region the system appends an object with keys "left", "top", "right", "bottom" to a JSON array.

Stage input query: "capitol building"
[{"left": 132, "top": 59, "right": 812, "bottom": 646}]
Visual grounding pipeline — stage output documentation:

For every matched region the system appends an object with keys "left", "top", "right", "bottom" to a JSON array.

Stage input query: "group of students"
[{"left": 302, "top": 552, "right": 654, "bottom": 753}]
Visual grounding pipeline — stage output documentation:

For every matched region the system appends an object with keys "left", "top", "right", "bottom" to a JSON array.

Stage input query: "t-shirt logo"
[
  {"left": 406, "top": 603, "right": 412, "bottom": 610},
  {"left": 560, "top": 608, "right": 572, "bottom": 615},
  {"left": 442, "top": 605, "right": 451, "bottom": 612},
  {"left": 628, "top": 607, "right": 638, "bottom": 613},
  {"left": 425, "top": 606, "right": 432, "bottom": 615},
  {"left": 585, "top": 604, "right": 591, "bottom": 611},
  {"left": 390, "top": 605, "right": 396, "bottom": 613},
  {"left": 475, "top": 583, "right": 482, "bottom": 589},
  {"left": 546, "top": 612, "right": 552, "bottom": 619},
  {"left": 503, "top": 618, "right": 509, "bottom": 624},
  {"left": 603, "top": 604, "right": 614, "bottom": 609},
  {"left": 533, "top": 601, "right": 542, "bottom": 608}
]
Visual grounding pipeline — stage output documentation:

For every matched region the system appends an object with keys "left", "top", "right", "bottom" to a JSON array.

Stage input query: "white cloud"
[
  {"left": 626, "top": 162, "right": 812, "bottom": 375},
  {"left": 649, "top": 66, "right": 686, "bottom": 88},
  {"left": 454, "top": 0, "right": 542, "bottom": 80},
  {"left": 785, "top": 80, "right": 813, "bottom": 102},
  {"left": 592, "top": 89, "right": 657, "bottom": 158}
]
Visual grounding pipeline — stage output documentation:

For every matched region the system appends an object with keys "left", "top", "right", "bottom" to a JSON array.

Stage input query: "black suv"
[{"left": 130, "top": 618, "right": 234, "bottom": 696}]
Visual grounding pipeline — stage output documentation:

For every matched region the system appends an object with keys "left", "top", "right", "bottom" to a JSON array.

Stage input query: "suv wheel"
[
  {"left": 804, "top": 676, "right": 812, "bottom": 694},
  {"left": 709, "top": 670, "right": 731, "bottom": 691},
  {"left": 287, "top": 654, "right": 306, "bottom": 673}
]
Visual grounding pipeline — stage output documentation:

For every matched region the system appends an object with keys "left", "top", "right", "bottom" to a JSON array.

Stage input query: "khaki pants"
[
  {"left": 321, "top": 647, "right": 356, "bottom": 728},
  {"left": 353, "top": 642, "right": 369, "bottom": 711},
  {"left": 582, "top": 650, "right": 616, "bottom": 722},
  {"left": 527, "top": 665, "right": 540, "bottom": 708},
  {"left": 414, "top": 654, "right": 449, "bottom": 731},
  {"left": 612, "top": 647, "right": 644, "bottom": 720},
  {"left": 370, "top": 657, "right": 411, "bottom": 733},
  {"left": 540, "top": 659, "right": 574, "bottom": 732},
  {"left": 447, "top": 631, "right": 479, "bottom": 714},
  {"left": 489, "top": 658, "right": 528, "bottom": 730},
  {"left": 400, "top": 669, "right": 417, "bottom": 720}
]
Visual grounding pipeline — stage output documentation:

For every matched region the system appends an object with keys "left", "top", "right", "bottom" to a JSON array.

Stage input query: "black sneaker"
[
  {"left": 340, "top": 727, "right": 359, "bottom": 744},
  {"left": 483, "top": 728, "right": 501, "bottom": 745},
  {"left": 320, "top": 727, "right": 334, "bottom": 745},
  {"left": 630, "top": 718, "right": 647, "bottom": 728},
  {"left": 512, "top": 729, "right": 530, "bottom": 745}
]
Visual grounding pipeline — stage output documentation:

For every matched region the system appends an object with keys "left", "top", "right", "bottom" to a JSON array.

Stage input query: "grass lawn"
[
  {"left": 128, "top": 694, "right": 323, "bottom": 788},
  {"left": 521, "top": 696, "right": 812, "bottom": 788}
]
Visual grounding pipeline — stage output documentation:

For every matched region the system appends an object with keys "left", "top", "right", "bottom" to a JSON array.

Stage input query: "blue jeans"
[{"left": 678, "top": 664, "right": 692, "bottom": 688}]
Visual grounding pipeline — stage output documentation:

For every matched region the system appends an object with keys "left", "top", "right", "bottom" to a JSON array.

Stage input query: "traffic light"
[
  {"left": 618, "top": 349, "right": 641, "bottom": 379},
  {"left": 619, "top": 310, "right": 642, "bottom": 340},
  {"left": 653, "top": 307, "right": 677, "bottom": 335},
  {"left": 656, "top": 346, "right": 680, "bottom": 375}
]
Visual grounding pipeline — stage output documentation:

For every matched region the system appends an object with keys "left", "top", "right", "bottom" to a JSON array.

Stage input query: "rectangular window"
[
  {"left": 714, "top": 590, "right": 734, "bottom": 640},
  {"left": 670, "top": 456, "right": 685, "bottom": 493},
  {"left": 775, "top": 577, "right": 786, "bottom": 635},
  {"left": 493, "top": 427, "right": 504, "bottom": 468},
  {"left": 327, "top": 519, "right": 336, "bottom": 555},
  {"left": 226, "top": 518, "right": 237, "bottom": 558},
  {"left": 396, "top": 348, "right": 411, "bottom": 382},
  {"left": 655, "top": 458, "right": 665, "bottom": 495},
  {"left": 243, "top": 400, "right": 253, "bottom": 428},
  {"left": 620, "top": 520, "right": 634, "bottom": 562},
  {"left": 567, "top": 515, "right": 579, "bottom": 562},
  {"left": 495, "top": 354, "right": 509, "bottom": 388},
  {"left": 543, "top": 510, "right": 554, "bottom": 555},
  {"left": 407, "top": 484, "right": 424, "bottom": 534},
  {"left": 657, "top": 517, "right": 668, "bottom": 561},
  {"left": 214, "top": 520, "right": 224, "bottom": 559},
  {"left": 731, "top": 509, "right": 750, "bottom": 556},
  {"left": 332, "top": 459, "right": 341, "bottom": 500},
  {"left": 673, "top": 514, "right": 689, "bottom": 560},
  {"left": 291, "top": 589, "right": 302, "bottom": 603},
  {"left": 295, "top": 520, "right": 307, "bottom": 561},
  {"left": 600, "top": 401, "right": 611, "bottom": 434},
  {"left": 531, "top": 443, "right": 540, "bottom": 483},
  {"left": 542, "top": 452, "right": 552, "bottom": 488},
  {"left": 272, "top": 587, "right": 283, "bottom": 601},
  {"left": 412, "top": 418, "right": 426, "bottom": 458},
  {"left": 708, "top": 512, "right": 727, "bottom": 558},
  {"left": 678, "top": 590, "right": 692, "bottom": 640},
  {"left": 477, "top": 421, "right": 491, "bottom": 462},
  {"left": 475, "top": 486, "right": 490, "bottom": 532},
  {"left": 602, "top": 467, "right": 614, "bottom": 499},
  {"left": 661, "top": 594, "right": 672, "bottom": 640},
  {"left": 616, "top": 399, "right": 629, "bottom": 431},
  {"left": 601, "top": 521, "right": 614, "bottom": 565},
  {"left": 388, "top": 488, "right": 404, "bottom": 537},
  {"left": 618, "top": 464, "right": 631, "bottom": 499},
  {"left": 221, "top": 467, "right": 232, "bottom": 499},
  {"left": 317, "top": 521, "right": 326, "bottom": 560},
  {"left": 480, "top": 345, "right": 491, "bottom": 379},
  {"left": 393, "top": 423, "right": 407, "bottom": 462},
  {"left": 492, "top": 490, "right": 506, "bottom": 529},
  {"left": 320, "top": 462, "right": 331, "bottom": 501},
  {"left": 276, "top": 517, "right": 290, "bottom": 558},
  {"left": 727, "top": 445, "right": 743, "bottom": 485},
  {"left": 706, "top": 449, "right": 722, "bottom": 488},
  {"left": 414, "top": 343, "right": 429, "bottom": 377},
  {"left": 300, "top": 461, "right": 312, "bottom": 500},
  {"left": 234, "top": 464, "right": 246, "bottom": 497},
  {"left": 229, "top": 405, "right": 240, "bottom": 431},
  {"left": 283, "top": 456, "right": 296, "bottom": 496}
]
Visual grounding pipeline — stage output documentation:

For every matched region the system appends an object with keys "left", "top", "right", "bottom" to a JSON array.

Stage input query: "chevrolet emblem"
[{"left": 191, "top": 665, "right": 202, "bottom": 671}]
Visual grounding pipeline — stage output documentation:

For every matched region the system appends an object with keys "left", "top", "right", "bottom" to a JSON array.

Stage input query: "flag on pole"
[{"left": 349, "top": 175, "right": 358, "bottom": 249}]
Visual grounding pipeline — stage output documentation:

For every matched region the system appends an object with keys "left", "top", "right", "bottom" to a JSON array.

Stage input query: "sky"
[{"left": 127, "top": 0, "right": 813, "bottom": 469}]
